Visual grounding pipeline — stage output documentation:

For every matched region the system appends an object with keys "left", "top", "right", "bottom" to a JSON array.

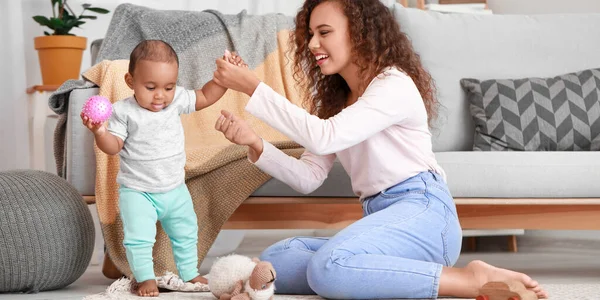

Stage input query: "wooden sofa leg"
[
  {"left": 508, "top": 235, "right": 518, "bottom": 253},
  {"left": 102, "top": 252, "right": 124, "bottom": 279}
]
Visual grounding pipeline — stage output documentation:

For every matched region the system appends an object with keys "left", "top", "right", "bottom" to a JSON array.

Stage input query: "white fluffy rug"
[{"left": 82, "top": 278, "right": 599, "bottom": 300}]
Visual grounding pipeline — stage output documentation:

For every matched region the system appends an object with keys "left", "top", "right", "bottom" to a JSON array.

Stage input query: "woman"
[{"left": 212, "top": 0, "right": 547, "bottom": 299}]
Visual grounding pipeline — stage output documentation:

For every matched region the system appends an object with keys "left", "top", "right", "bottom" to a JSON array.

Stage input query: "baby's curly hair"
[
  {"left": 291, "top": 0, "right": 438, "bottom": 125},
  {"left": 128, "top": 40, "right": 179, "bottom": 75}
]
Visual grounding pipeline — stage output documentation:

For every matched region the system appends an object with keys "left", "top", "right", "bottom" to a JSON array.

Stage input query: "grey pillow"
[{"left": 461, "top": 68, "right": 600, "bottom": 151}]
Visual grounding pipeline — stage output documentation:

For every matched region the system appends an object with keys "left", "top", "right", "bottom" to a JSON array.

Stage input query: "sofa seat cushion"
[
  {"left": 251, "top": 160, "right": 355, "bottom": 198},
  {"left": 437, "top": 151, "right": 600, "bottom": 198},
  {"left": 253, "top": 152, "right": 600, "bottom": 199}
]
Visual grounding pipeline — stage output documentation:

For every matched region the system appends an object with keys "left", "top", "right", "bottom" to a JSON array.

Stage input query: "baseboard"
[
  {"left": 517, "top": 235, "right": 600, "bottom": 254},
  {"left": 472, "top": 234, "right": 600, "bottom": 254}
]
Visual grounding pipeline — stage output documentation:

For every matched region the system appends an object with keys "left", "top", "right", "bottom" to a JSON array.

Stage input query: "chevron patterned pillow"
[{"left": 461, "top": 68, "right": 600, "bottom": 151}]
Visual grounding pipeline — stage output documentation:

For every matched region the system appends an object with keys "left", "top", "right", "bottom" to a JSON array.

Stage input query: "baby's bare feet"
[
  {"left": 137, "top": 279, "right": 159, "bottom": 297},
  {"left": 188, "top": 275, "right": 208, "bottom": 284},
  {"left": 466, "top": 260, "right": 548, "bottom": 299}
]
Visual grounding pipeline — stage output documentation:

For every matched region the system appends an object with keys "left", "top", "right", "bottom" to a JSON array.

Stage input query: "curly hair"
[{"left": 290, "top": 0, "right": 438, "bottom": 125}]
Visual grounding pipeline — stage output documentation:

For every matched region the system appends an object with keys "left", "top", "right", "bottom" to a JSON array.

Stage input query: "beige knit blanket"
[{"left": 82, "top": 30, "right": 305, "bottom": 279}]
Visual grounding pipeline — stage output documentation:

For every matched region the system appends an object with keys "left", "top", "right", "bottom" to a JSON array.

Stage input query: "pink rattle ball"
[{"left": 82, "top": 95, "right": 112, "bottom": 123}]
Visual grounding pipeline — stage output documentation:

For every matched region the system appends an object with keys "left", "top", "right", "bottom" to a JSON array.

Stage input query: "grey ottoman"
[{"left": 0, "top": 170, "right": 95, "bottom": 293}]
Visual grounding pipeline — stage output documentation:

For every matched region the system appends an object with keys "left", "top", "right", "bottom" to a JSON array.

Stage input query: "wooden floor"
[{"left": 3, "top": 229, "right": 600, "bottom": 299}]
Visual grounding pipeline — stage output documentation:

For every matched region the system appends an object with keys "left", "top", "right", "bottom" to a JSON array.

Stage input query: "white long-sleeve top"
[{"left": 247, "top": 68, "right": 445, "bottom": 199}]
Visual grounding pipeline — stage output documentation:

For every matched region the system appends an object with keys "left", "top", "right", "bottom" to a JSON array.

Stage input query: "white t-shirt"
[{"left": 108, "top": 86, "right": 196, "bottom": 193}]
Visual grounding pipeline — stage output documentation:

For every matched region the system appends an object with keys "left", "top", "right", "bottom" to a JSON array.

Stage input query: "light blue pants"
[
  {"left": 259, "top": 171, "right": 462, "bottom": 299},
  {"left": 119, "top": 184, "right": 199, "bottom": 282}
]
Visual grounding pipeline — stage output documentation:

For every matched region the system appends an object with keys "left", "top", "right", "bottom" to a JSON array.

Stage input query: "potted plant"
[{"left": 33, "top": 0, "right": 109, "bottom": 85}]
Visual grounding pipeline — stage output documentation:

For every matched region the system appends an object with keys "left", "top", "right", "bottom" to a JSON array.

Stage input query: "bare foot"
[
  {"left": 137, "top": 279, "right": 159, "bottom": 297},
  {"left": 439, "top": 260, "right": 548, "bottom": 299},
  {"left": 188, "top": 275, "right": 208, "bottom": 285},
  {"left": 467, "top": 260, "right": 547, "bottom": 298}
]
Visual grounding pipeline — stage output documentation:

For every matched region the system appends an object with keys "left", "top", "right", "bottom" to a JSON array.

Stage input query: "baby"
[{"left": 81, "top": 40, "right": 245, "bottom": 297}]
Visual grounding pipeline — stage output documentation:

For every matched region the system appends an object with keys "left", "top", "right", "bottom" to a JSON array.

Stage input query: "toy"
[
  {"left": 82, "top": 95, "right": 112, "bottom": 123},
  {"left": 208, "top": 254, "right": 276, "bottom": 300},
  {"left": 477, "top": 281, "right": 538, "bottom": 300}
]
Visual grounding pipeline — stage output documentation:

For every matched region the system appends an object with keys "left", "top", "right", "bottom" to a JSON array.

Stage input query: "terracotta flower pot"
[{"left": 34, "top": 35, "right": 87, "bottom": 85}]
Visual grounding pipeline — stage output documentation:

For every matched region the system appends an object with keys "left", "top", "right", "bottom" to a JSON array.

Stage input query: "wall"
[{"left": 0, "top": 1, "right": 30, "bottom": 171}]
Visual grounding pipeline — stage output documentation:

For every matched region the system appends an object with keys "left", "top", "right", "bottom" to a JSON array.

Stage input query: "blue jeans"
[{"left": 259, "top": 171, "right": 462, "bottom": 299}]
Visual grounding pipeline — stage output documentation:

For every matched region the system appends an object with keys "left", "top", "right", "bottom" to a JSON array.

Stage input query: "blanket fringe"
[{"left": 83, "top": 272, "right": 210, "bottom": 300}]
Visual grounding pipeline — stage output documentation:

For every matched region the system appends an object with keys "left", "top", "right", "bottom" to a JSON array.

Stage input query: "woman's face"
[{"left": 308, "top": 1, "right": 353, "bottom": 76}]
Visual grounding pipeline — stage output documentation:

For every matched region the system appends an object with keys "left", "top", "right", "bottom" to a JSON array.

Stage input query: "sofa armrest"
[
  {"left": 91, "top": 39, "right": 103, "bottom": 65},
  {"left": 65, "top": 87, "right": 99, "bottom": 196}
]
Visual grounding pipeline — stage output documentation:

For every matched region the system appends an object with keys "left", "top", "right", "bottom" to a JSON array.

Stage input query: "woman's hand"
[
  {"left": 215, "top": 110, "right": 264, "bottom": 161},
  {"left": 213, "top": 58, "right": 260, "bottom": 96}
]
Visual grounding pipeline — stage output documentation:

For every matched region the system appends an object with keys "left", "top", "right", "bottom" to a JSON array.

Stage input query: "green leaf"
[
  {"left": 63, "top": 14, "right": 77, "bottom": 22},
  {"left": 32, "top": 15, "right": 51, "bottom": 26},
  {"left": 63, "top": 18, "right": 79, "bottom": 29},
  {"left": 44, "top": 31, "right": 51, "bottom": 36},
  {"left": 49, "top": 17, "right": 64, "bottom": 29},
  {"left": 87, "top": 7, "right": 109, "bottom": 14},
  {"left": 35, "top": 0, "right": 109, "bottom": 35}
]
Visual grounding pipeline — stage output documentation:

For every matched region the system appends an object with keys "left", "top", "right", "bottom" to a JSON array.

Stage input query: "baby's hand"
[
  {"left": 224, "top": 50, "right": 248, "bottom": 68},
  {"left": 215, "top": 110, "right": 259, "bottom": 146},
  {"left": 81, "top": 112, "right": 107, "bottom": 136},
  {"left": 230, "top": 53, "right": 248, "bottom": 68}
]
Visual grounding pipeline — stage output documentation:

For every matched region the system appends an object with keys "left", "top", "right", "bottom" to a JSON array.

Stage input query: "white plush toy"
[{"left": 208, "top": 254, "right": 276, "bottom": 300}]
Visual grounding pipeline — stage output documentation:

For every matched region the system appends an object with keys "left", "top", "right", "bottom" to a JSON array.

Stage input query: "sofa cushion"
[
  {"left": 253, "top": 151, "right": 600, "bottom": 198},
  {"left": 392, "top": 5, "right": 600, "bottom": 152},
  {"left": 251, "top": 160, "right": 355, "bottom": 197},
  {"left": 461, "top": 68, "right": 600, "bottom": 151},
  {"left": 437, "top": 151, "right": 600, "bottom": 198}
]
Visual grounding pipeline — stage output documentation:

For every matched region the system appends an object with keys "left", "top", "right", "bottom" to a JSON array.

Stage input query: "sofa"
[{"left": 61, "top": 2, "right": 600, "bottom": 235}]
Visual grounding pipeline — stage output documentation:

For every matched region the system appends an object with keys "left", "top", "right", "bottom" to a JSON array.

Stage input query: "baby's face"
[{"left": 125, "top": 60, "right": 178, "bottom": 112}]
